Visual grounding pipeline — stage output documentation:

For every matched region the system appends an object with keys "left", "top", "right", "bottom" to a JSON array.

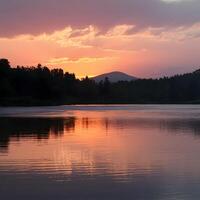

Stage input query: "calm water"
[{"left": 0, "top": 105, "right": 200, "bottom": 200}]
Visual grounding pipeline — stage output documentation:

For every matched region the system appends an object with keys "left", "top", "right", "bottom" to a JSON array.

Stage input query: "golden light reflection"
[{"left": 1, "top": 112, "right": 200, "bottom": 182}]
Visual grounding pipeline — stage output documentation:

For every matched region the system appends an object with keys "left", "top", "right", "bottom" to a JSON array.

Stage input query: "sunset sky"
[{"left": 1, "top": 0, "right": 200, "bottom": 78}]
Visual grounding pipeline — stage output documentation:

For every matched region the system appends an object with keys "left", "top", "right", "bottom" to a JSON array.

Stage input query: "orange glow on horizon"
[{"left": 1, "top": 24, "right": 200, "bottom": 78}]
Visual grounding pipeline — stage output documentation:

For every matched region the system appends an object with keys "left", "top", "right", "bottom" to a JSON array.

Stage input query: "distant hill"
[
  {"left": 92, "top": 71, "right": 138, "bottom": 83},
  {"left": 1, "top": 58, "right": 200, "bottom": 106}
]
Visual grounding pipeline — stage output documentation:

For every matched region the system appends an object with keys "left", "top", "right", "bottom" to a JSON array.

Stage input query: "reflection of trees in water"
[
  {"left": 96, "top": 117, "right": 200, "bottom": 138},
  {"left": 75, "top": 117, "right": 200, "bottom": 136},
  {"left": 129, "top": 118, "right": 200, "bottom": 135},
  {"left": 0, "top": 117, "right": 75, "bottom": 151},
  {"left": 1, "top": 116, "right": 200, "bottom": 152},
  {"left": 108, "top": 118, "right": 200, "bottom": 135},
  {"left": 158, "top": 119, "right": 200, "bottom": 136}
]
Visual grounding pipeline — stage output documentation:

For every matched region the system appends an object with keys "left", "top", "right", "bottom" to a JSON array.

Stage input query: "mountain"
[{"left": 92, "top": 71, "right": 138, "bottom": 83}]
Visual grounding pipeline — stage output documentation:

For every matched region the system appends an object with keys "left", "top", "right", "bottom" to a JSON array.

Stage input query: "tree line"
[{"left": 0, "top": 58, "right": 200, "bottom": 106}]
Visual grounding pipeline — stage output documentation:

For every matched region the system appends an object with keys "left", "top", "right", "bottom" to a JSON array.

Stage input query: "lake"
[{"left": 0, "top": 105, "right": 200, "bottom": 200}]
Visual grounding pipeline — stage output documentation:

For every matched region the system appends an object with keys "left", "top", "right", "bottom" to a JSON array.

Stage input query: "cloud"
[
  {"left": 161, "top": 0, "right": 194, "bottom": 3},
  {"left": 46, "top": 56, "right": 116, "bottom": 65},
  {"left": 0, "top": 0, "right": 200, "bottom": 36},
  {"left": 1, "top": 24, "right": 200, "bottom": 78}
]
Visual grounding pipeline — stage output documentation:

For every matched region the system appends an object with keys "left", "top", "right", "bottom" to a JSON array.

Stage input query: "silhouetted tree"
[
  {"left": 0, "top": 58, "right": 200, "bottom": 105},
  {"left": 0, "top": 59, "right": 10, "bottom": 72},
  {"left": 0, "top": 59, "right": 12, "bottom": 97}
]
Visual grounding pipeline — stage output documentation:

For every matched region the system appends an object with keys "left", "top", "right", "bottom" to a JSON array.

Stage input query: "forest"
[{"left": 0, "top": 58, "right": 200, "bottom": 106}]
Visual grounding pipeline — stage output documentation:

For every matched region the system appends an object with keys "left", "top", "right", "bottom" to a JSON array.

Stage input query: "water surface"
[{"left": 0, "top": 105, "right": 200, "bottom": 200}]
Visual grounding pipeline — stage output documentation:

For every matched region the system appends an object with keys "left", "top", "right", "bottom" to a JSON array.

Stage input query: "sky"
[{"left": 1, "top": 0, "right": 200, "bottom": 78}]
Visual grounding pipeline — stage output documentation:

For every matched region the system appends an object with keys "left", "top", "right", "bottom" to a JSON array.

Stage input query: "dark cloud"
[{"left": 0, "top": 0, "right": 200, "bottom": 36}]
